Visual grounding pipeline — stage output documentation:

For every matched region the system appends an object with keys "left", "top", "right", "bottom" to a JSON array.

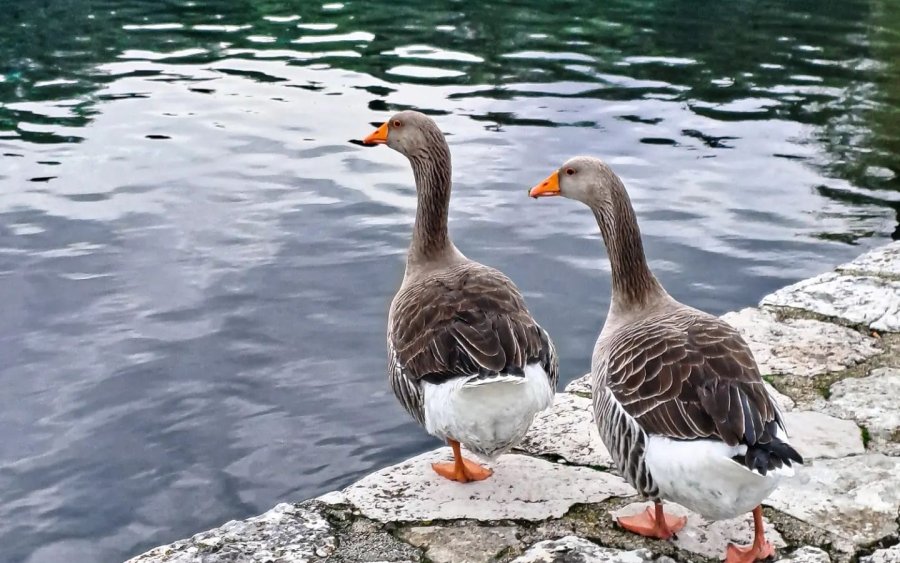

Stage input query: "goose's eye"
[
  {"left": 392, "top": 120, "right": 402, "bottom": 128},
  {"left": 565, "top": 168, "right": 575, "bottom": 176}
]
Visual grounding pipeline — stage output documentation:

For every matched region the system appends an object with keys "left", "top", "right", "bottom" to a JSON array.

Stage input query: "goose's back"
[{"left": 388, "top": 261, "right": 558, "bottom": 424}]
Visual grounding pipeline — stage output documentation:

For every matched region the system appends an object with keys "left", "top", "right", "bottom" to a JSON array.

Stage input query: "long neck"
[
  {"left": 591, "top": 181, "right": 665, "bottom": 310},
  {"left": 407, "top": 136, "right": 452, "bottom": 261}
]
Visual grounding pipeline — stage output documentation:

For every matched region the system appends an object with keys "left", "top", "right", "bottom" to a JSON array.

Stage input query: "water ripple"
[{"left": 0, "top": 1, "right": 897, "bottom": 562}]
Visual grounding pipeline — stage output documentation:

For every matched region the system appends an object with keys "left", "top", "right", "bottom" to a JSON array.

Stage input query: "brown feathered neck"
[
  {"left": 589, "top": 176, "right": 666, "bottom": 311},
  {"left": 406, "top": 126, "right": 453, "bottom": 263}
]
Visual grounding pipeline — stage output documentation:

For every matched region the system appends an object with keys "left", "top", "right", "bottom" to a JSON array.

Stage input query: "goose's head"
[
  {"left": 529, "top": 156, "right": 621, "bottom": 208},
  {"left": 362, "top": 110, "right": 444, "bottom": 158}
]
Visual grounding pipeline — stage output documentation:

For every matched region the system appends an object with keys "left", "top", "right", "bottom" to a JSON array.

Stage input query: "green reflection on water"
[{"left": 1, "top": 0, "right": 897, "bottom": 212}]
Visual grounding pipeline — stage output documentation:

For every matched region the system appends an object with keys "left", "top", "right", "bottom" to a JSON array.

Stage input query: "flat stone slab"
[
  {"left": 126, "top": 502, "right": 336, "bottom": 563},
  {"left": 323, "top": 448, "right": 636, "bottom": 522},
  {"left": 837, "top": 241, "right": 900, "bottom": 278},
  {"left": 721, "top": 308, "right": 880, "bottom": 377},
  {"left": 761, "top": 272, "right": 900, "bottom": 332},
  {"left": 324, "top": 517, "right": 422, "bottom": 562},
  {"left": 766, "top": 382, "right": 796, "bottom": 412},
  {"left": 400, "top": 525, "right": 519, "bottom": 563},
  {"left": 822, "top": 368, "right": 900, "bottom": 454},
  {"left": 765, "top": 454, "right": 900, "bottom": 549},
  {"left": 517, "top": 393, "right": 613, "bottom": 468},
  {"left": 782, "top": 410, "right": 865, "bottom": 460},
  {"left": 612, "top": 502, "right": 785, "bottom": 561},
  {"left": 565, "top": 372, "right": 795, "bottom": 412},
  {"left": 777, "top": 546, "right": 832, "bottom": 563},
  {"left": 862, "top": 544, "right": 900, "bottom": 563},
  {"left": 512, "top": 536, "right": 671, "bottom": 563}
]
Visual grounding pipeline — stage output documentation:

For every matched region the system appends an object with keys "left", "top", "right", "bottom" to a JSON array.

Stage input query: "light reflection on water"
[{"left": 0, "top": 0, "right": 898, "bottom": 561}]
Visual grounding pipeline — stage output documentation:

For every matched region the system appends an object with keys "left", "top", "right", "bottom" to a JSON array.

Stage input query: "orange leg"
[
  {"left": 617, "top": 501, "right": 687, "bottom": 540},
  {"left": 725, "top": 506, "right": 776, "bottom": 563},
  {"left": 431, "top": 439, "right": 493, "bottom": 483}
]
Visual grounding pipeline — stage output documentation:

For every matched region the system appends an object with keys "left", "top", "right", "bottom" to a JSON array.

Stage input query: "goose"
[
  {"left": 528, "top": 156, "right": 802, "bottom": 562},
  {"left": 361, "top": 111, "right": 558, "bottom": 482}
]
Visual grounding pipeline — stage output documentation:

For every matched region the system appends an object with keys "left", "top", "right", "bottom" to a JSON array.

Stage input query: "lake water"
[{"left": 1, "top": 1, "right": 898, "bottom": 561}]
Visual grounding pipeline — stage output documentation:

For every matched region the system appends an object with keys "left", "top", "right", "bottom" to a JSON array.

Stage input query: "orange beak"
[
  {"left": 363, "top": 122, "right": 389, "bottom": 145},
  {"left": 529, "top": 171, "right": 561, "bottom": 198}
]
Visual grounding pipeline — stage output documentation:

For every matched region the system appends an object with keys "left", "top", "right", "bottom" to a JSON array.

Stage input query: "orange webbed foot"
[
  {"left": 726, "top": 505, "right": 777, "bottom": 562},
  {"left": 431, "top": 457, "right": 493, "bottom": 483},
  {"left": 617, "top": 506, "right": 687, "bottom": 540},
  {"left": 725, "top": 541, "right": 775, "bottom": 563}
]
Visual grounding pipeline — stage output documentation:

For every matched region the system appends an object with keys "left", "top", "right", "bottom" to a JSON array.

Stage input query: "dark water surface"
[{"left": 2, "top": 1, "right": 899, "bottom": 561}]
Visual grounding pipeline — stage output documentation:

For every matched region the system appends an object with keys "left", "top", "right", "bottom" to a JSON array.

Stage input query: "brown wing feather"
[
  {"left": 605, "top": 308, "right": 781, "bottom": 447},
  {"left": 390, "top": 263, "right": 558, "bottom": 387}
]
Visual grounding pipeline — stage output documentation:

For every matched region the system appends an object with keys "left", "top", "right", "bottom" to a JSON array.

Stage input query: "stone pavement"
[{"left": 128, "top": 242, "right": 900, "bottom": 563}]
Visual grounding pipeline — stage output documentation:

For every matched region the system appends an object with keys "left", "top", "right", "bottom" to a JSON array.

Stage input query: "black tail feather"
[{"left": 733, "top": 436, "right": 803, "bottom": 476}]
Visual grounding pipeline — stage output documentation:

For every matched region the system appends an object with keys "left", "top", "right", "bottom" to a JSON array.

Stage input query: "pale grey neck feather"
[
  {"left": 403, "top": 243, "right": 468, "bottom": 282},
  {"left": 600, "top": 290, "right": 686, "bottom": 338},
  {"left": 588, "top": 174, "right": 669, "bottom": 321},
  {"left": 406, "top": 127, "right": 454, "bottom": 265}
]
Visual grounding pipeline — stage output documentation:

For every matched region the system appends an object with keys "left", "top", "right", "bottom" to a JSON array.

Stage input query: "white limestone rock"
[
  {"left": 517, "top": 393, "right": 613, "bottom": 468},
  {"left": 782, "top": 411, "right": 865, "bottom": 460},
  {"left": 400, "top": 525, "right": 520, "bottom": 563},
  {"left": 837, "top": 241, "right": 900, "bottom": 278},
  {"left": 721, "top": 308, "right": 879, "bottom": 377},
  {"left": 760, "top": 272, "right": 900, "bottom": 332},
  {"left": 324, "top": 448, "right": 636, "bottom": 522},
  {"left": 861, "top": 544, "right": 900, "bottom": 563},
  {"left": 822, "top": 368, "right": 900, "bottom": 454},
  {"left": 126, "top": 502, "right": 336, "bottom": 563},
  {"left": 777, "top": 546, "right": 832, "bottom": 562},
  {"left": 766, "top": 381, "right": 796, "bottom": 412},
  {"left": 611, "top": 502, "right": 785, "bottom": 561},
  {"left": 564, "top": 372, "right": 794, "bottom": 412},
  {"left": 765, "top": 454, "right": 900, "bottom": 549},
  {"left": 322, "top": 517, "right": 421, "bottom": 562},
  {"left": 512, "top": 536, "right": 671, "bottom": 563}
]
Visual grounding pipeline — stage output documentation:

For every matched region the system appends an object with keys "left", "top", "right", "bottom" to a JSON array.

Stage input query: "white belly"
[
  {"left": 644, "top": 435, "right": 793, "bottom": 521},
  {"left": 422, "top": 363, "right": 554, "bottom": 459}
]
